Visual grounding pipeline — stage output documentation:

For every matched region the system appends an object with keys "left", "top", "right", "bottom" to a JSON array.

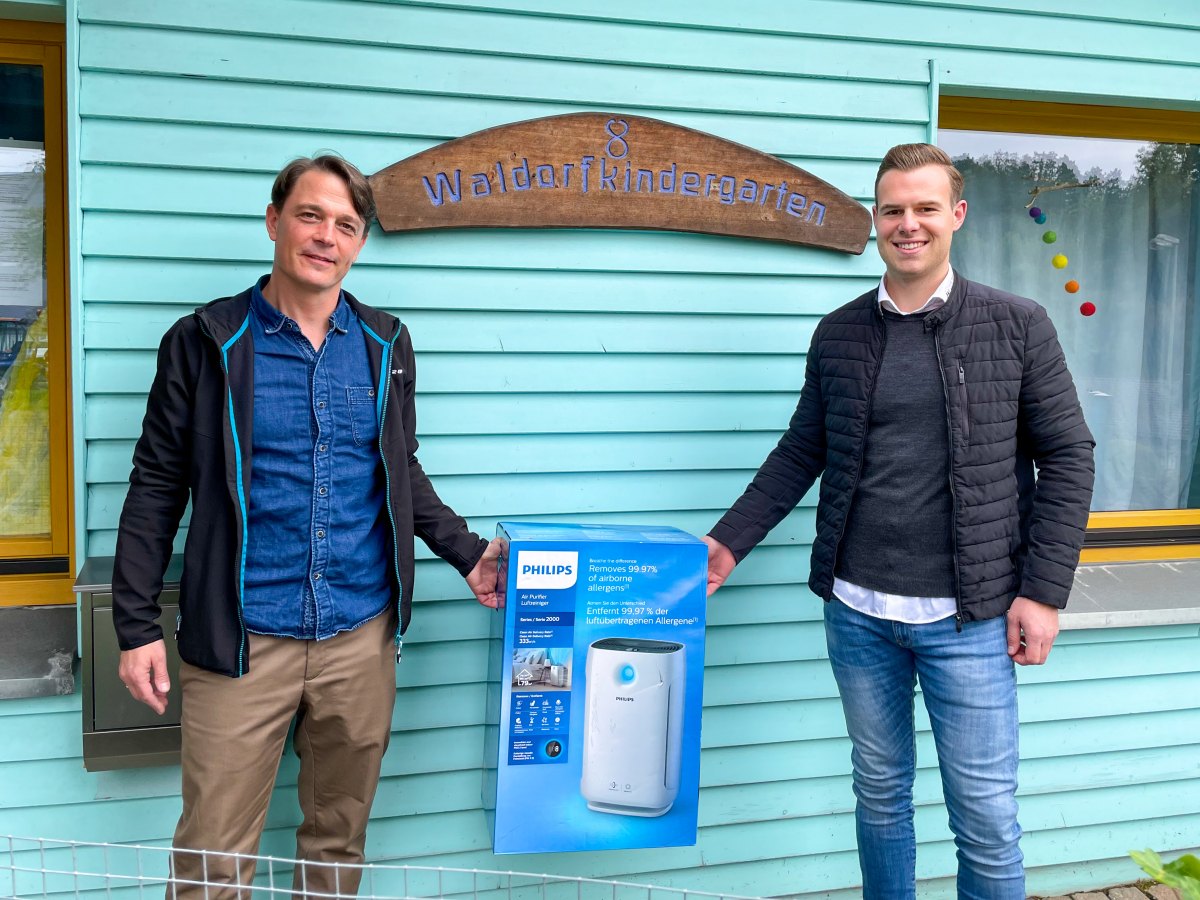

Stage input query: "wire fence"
[{"left": 2, "top": 836, "right": 762, "bottom": 900}]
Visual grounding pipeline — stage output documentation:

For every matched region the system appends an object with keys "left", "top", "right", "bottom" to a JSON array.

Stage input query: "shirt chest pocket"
[{"left": 346, "top": 385, "right": 379, "bottom": 447}]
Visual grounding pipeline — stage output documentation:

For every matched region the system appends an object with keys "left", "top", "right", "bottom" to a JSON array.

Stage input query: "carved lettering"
[
  {"left": 421, "top": 170, "right": 461, "bottom": 206},
  {"left": 372, "top": 113, "right": 868, "bottom": 253}
]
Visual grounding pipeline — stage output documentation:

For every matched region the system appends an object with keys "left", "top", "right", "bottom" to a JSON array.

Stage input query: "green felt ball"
[{"left": 1042, "top": 231, "right": 1057, "bottom": 244}]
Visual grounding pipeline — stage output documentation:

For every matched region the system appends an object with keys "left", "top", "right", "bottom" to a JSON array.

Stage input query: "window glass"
[
  {"left": 0, "top": 63, "right": 49, "bottom": 539},
  {"left": 939, "top": 129, "right": 1200, "bottom": 513}
]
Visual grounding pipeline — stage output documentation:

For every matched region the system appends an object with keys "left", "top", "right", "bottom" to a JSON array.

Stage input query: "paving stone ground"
[{"left": 1030, "top": 884, "right": 1181, "bottom": 900}]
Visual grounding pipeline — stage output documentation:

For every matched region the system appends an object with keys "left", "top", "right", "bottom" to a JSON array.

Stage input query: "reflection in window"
[
  {"left": 0, "top": 63, "right": 49, "bottom": 540},
  {"left": 940, "top": 129, "right": 1200, "bottom": 513}
]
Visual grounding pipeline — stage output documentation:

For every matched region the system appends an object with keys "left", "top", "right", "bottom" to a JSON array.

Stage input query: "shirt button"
[
  {"left": 314, "top": 572, "right": 322, "bottom": 580},
  {"left": 318, "top": 401, "right": 326, "bottom": 409},
  {"left": 368, "top": 389, "right": 375, "bottom": 397},
  {"left": 319, "top": 444, "right": 328, "bottom": 452},
  {"left": 316, "top": 530, "right": 325, "bottom": 539},
  {"left": 318, "top": 486, "right": 327, "bottom": 495}
]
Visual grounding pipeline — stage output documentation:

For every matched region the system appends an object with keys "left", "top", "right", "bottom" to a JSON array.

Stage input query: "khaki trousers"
[{"left": 169, "top": 611, "right": 397, "bottom": 899}]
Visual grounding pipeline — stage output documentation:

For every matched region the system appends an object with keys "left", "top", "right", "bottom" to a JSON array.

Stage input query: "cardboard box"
[{"left": 484, "top": 522, "right": 707, "bottom": 855}]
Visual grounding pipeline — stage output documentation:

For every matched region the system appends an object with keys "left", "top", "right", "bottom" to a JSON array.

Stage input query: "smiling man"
[
  {"left": 703, "top": 144, "right": 1095, "bottom": 898},
  {"left": 111, "top": 155, "right": 500, "bottom": 898}
]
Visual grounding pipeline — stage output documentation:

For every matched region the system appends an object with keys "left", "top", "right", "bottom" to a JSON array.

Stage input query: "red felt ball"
[
  {"left": 1079, "top": 301, "right": 1096, "bottom": 317},
  {"left": 1065, "top": 280, "right": 1080, "bottom": 293}
]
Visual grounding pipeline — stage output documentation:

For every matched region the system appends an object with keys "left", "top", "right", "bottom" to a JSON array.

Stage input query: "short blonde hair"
[{"left": 875, "top": 143, "right": 964, "bottom": 205}]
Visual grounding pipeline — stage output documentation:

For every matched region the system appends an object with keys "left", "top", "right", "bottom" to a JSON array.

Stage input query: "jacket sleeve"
[
  {"left": 1015, "top": 304, "right": 1096, "bottom": 607},
  {"left": 111, "top": 317, "right": 199, "bottom": 651},
  {"left": 397, "top": 326, "right": 489, "bottom": 576},
  {"left": 708, "top": 324, "right": 828, "bottom": 562}
]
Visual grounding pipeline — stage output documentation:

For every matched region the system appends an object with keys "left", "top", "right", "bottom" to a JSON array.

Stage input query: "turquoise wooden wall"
[{"left": 3, "top": 1, "right": 1200, "bottom": 897}]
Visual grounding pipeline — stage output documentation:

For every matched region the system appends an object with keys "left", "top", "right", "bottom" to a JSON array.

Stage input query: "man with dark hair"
[
  {"left": 112, "top": 154, "right": 500, "bottom": 897},
  {"left": 704, "top": 143, "right": 1094, "bottom": 898}
]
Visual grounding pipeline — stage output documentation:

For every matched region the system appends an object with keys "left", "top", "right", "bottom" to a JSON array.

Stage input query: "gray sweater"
[{"left": 835, "top": 310, "right": 955, "bottom": 598}]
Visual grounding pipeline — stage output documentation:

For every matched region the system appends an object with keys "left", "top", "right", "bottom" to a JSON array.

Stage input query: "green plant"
[{"left": 1131, "top": 849, "right": 1200, "bottom": 900}]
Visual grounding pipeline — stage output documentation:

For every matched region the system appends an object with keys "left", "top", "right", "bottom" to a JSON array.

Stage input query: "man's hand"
[
  {"left": 1006, "top": 596, "right": 1059, "bottom": 666},
  {"left": 118, "top": 640, "right": 171, "bottom": 715},
  {"left": 467, "top": 537, "right": 503, "bottom": 608},
  {"left": 702, "top": 536, "right": 736, "bottom": 597}
]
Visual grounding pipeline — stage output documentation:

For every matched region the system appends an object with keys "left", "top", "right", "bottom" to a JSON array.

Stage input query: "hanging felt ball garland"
[{"left": 1027, "top": 180, "right": 1100, "bottom": 317}]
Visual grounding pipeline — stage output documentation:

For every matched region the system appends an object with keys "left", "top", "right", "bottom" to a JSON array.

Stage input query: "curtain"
[{"left": 947, "top": 141, "right": 1200, "bottom": 512}]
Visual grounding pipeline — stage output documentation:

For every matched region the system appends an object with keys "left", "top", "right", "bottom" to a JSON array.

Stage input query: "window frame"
[
  {"left": 939, "top": 96, "right": 1200, "bottom": 563},
  {"left": 0, "top": 20, "right": 74, "bottom": 605}
]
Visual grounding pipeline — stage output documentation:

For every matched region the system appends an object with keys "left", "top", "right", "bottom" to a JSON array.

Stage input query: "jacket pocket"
[
  {"left": 346, "top": 385, "right": 379, "bottom": 446},
  {"left": 956, "top": 361, "right": 970, "bottom": 445}
]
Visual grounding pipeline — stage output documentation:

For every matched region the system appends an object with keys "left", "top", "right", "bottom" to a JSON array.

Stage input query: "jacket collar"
[
  {"left": 194, "top": 287, "right": 254, "bottom": 346},
  {"left": 194, "top": 281, "right": 400, "bottom": 347},
  {"left": 868, "top": 268, "right": 968, "bottom": 328},
  {"left": 921, "top": 268, "right": 968, "bottom": 328},
  {"left": 343, "top": 290, "right": 401, "bottom": 343}
]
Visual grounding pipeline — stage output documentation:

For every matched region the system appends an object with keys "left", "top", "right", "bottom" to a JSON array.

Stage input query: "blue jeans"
[{"left": 823, "top": 597, "right": 1023, "bottom": 900}]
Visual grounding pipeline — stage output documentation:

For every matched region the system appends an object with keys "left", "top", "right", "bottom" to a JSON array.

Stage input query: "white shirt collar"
[{"left": 878, "top": 268, "right": 954, "bottom": 316}]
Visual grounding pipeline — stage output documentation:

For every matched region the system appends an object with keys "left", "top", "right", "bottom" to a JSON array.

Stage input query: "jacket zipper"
[
  {"left": 828, "top": 317, "right": 887, "bottom": 598},
  {"left": 957, "top": 362, "right": 969, "bottom": 444},
  {"left": 196, "top": 314, "right": 250, "bottom": 673},
  {"left": 933, "top": 326, "right": 965, "bottom": 632},
  {"left": 376, "top": 334, "right": 406, "bottom": 661}
]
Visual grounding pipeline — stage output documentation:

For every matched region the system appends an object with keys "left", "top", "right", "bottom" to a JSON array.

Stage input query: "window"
[
  {"left": 0, "top": 21, "right": 72, "bottom": 604},
  {"left": 939, "top": 98, "right": 1200, "bottom": 562}
]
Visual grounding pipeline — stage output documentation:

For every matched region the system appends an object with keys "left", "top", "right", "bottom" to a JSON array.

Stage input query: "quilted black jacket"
[{"left": 709, "top": 272, "right": 1096, "bottom": 623}]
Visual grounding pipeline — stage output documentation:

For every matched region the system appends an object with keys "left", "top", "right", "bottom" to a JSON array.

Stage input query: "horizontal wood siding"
[{"left": 1, "top": 0, "right": 1197, "bottom": 897}]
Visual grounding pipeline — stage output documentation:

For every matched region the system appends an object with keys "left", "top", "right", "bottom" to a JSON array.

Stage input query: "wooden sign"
[{"left": 370, "top": 113, "right": 870, "bottom": 254}]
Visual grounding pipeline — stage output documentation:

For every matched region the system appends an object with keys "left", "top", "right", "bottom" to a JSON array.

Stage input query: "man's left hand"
[
  {"left": 467, "top": 538, "right": 503, "bottom": 608},
  {"left": 1006, "top": 596, "right": 1059, "bottom": 666}
]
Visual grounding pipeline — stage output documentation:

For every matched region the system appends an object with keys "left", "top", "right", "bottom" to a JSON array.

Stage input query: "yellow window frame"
[
  {"left": 0, "top": 20, "right": 74, "bottom": 605},
  {"left": 940, "top": 96, "right": 1200, "bottom": 564}
]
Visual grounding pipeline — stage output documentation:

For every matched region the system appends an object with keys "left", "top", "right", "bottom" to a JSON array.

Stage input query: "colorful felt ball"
[
  {"left": 1042, "top": 231, "right": 1057, "bottom": 244},
  {"left": 1052, "top": 254, "right": 1069, "bottom": 269},
  {"left": 1065, "top": 280, "right": 1080, "bottom": 293},
  {"left": 1035, "top": 213, "right": 1047, "bottom": 224},
  {"left": 1029, "top": 207, "right": 1042, "bottom": 218},
  {"left": 1080, "top": 301, "right": 1096, "bottom": 317}
]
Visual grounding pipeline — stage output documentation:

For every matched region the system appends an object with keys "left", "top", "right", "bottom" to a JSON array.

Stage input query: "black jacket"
[
  {"left": 112, "top": 287, "right": 488, "bottom": 676},
  {"left": 709, "top": 273, "right": 1096, "bottom": 622}
]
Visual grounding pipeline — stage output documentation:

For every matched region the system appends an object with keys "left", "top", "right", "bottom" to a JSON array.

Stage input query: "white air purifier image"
[{"left": 581, "top": 637, "right": 686, "bottom": 817}]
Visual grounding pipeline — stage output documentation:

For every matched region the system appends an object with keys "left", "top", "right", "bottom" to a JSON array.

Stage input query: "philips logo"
[
  {"left": 516, "top": 551, "right": 578, "bottom": 589},
  {"left": 522, "top": 564, "right": 573, "bottom": 576},
  {"left": 615, "top": 696, "right": 634, "bottom": 702}
]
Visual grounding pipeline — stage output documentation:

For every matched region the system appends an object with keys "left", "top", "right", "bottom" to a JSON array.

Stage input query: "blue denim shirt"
[{"left": 242, "top": 277, "right": 391, "bottom": 639}]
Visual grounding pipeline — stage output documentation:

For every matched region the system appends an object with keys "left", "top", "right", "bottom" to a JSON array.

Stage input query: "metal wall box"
[
  {"left": 76, "top": 556, "right": 183, "bottom": 771},
  {"left": 0, "top": 606, "right": 77, "bottom": 700}
]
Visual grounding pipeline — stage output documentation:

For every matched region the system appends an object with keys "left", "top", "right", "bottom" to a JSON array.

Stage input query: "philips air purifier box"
[{"left": 484, "top": 522, "right": 707, "bottom": 855}]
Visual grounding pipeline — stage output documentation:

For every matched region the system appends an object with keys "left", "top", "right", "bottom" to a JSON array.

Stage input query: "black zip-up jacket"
[
  {"left": 112, "top": 287, "right": 488, "bottom": 676},
  {"left": 709, "top": 272, "right": 1096, "bottom": 622}
]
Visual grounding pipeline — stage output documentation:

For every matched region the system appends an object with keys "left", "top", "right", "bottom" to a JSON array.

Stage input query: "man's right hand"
[
  {"left": 701, "top": 536, "right": 736, "bottom": 597},
  {"left": 118, "top": 640, "right": 171, "bottom": 715}
]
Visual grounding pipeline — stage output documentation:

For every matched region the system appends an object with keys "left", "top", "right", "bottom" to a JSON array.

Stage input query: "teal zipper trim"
[
  {"left": 360, "top": 321, "right": 389, "bottom": 423},
  {"left": 361, "top": 320, "right": 405, "bottom": 652},
  {"left": 218, "top": 314, "right": 251, "bottom": 674}
]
